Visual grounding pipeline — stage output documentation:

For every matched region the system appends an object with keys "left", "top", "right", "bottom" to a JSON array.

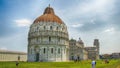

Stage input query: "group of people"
[
  {"left": 74, "top": 59, "right": 96, "bottom": 68},
  {"left": 16, "top": 59, "right": 97, "bottom": 68},
  {"left": 74, "top": 59, "right": 81, "bottom": 62},
  {"left": 15, "top": 59, "right": 111, "bottom": 68}
]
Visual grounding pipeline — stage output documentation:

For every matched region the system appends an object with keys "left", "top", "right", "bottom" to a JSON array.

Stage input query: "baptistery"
[{"left": 28, "top": 5, "right": 69, "bottom": 62}]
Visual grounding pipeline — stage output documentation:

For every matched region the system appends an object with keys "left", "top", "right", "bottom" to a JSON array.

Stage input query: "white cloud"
[
  {"left": 72, "top": 24, "right": 84, "bottom": 28},
  {"left": 90, "top": 18, "right": 96, "bottom": 24},
  {"left": 104, "top": 27, "right": 115, "bottom": 33},
  {"left": 80, "top": 0, "right": 114, "bottom": 13},
  {"left": 0, "top": 47, "right": 7, "bottom": 50},
  {"left": 62, "top": 0, "right": 115, "bottom": 21},
  {"left": 14, "top": 19, "right": 32, "bottom": 27}
]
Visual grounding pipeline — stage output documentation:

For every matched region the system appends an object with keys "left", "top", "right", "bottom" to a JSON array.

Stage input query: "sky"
[{"left": 0, "top": 0, "right": 120, "bottom": 54}]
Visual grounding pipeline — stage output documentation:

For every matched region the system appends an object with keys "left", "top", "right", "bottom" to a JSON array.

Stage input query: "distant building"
[
  {"left": 85, "top": 39, "right": 100, "bottom": 60},
  {"left": 69, "top": 38, "right": 88, "bottom": 60},
  {"left": 85, "top": 47, "right": 97, "bottom": 59},
  {"left": 83, "top": 48, "right": 88, "bottom": 60},
  {"left": 69, "top": 39, "right": 99, "bottom": 60},
  {"left": 112, "top": 53, "right": 120, "bottom": 59},
  {"left": 100, "top": 54, "right": 112, "bottom": 59},
  {"left": 0, "top": 50, "right": 27, "bottom": 61}
]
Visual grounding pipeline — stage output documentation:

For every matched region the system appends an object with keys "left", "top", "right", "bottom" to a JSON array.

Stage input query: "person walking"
[
  {"left": 91, "top": 60, "right": 96, "bottom": 68},
  {"left": 16, "top": 61, "right": 19, "bottom": 67}
]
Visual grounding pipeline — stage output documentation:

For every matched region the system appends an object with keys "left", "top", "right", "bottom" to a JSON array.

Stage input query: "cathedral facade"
[
  {"left": 28, "top": 6, "right": 69, "bottom": 62},
  {"left": 69, "top": 38, "right": 88, "bottom": 60},
  {"left": 28, "top": 5, "right": 99, "bottom": 62},
  {"left": 69, "top": 38, "right": 99, "bottom": 61}
]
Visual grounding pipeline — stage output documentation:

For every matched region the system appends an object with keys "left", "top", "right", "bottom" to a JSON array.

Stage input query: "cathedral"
[{"left": 27, "top": 5, "right": 99, "bottom": 62}]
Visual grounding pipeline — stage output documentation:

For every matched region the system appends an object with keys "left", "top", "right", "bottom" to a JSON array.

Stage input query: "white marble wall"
[
  {"left": 28, "top": 22, "right": 69, "bottom": 62},
  {"left": 0, "top": 53, "right": 27, "bottom": 61},
  {"left": 28, "top": 45, "right": 67, "bottom": 62}
]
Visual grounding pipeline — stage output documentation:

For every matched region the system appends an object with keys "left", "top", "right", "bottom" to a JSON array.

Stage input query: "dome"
[
  {"left": 34, "top": 6, "right": 63, "bottom": 24},
  {"left": 79, "top": 40, "right": 84, "bottom": 44},
  {"left": 78, "top": 38, "right": 84, "bottom": 44}
]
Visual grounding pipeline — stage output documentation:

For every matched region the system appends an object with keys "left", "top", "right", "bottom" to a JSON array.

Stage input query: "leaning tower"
[
  {"left": 94, "top": 39, "right": 100, "bottom": 59},
  {"left": 27, "top": 5, "right": 69, "bottom": 62}
]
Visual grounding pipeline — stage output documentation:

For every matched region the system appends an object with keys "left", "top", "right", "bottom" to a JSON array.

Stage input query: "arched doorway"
[
  {"left": 36, "top": 53, "right": 39, "bottom": 62},
  {"left": 77, "top": 56, "right": 80, "bottom": 60},
  {"left": 71, "top": 56, "right": 74, "bottom": 60}
]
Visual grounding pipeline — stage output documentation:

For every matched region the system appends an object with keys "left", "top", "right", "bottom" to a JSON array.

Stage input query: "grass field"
[{"left": 0, "top": 60, "right": 120, "bottom": 68}]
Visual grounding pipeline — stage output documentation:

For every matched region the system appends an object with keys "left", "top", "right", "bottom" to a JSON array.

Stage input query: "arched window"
[
  {"left": 50, "top": 26, "right": 52, "bottom": 30},
  {"left": 72, "top": 56, "right": 74, "bottom": 60},
  {"left": 44, "top": 26, "right": 46, "bottom": 30},
  {"left": 58, "top": 48, "right": 60, "bottom": 54},
  {"left": 51, "top": 48, "right": 53, "bottom": 54},
  {"left": 49, "top": 37, "right": 51, "bottom": 42},
  {"left": 43, "top": 48, "right": 46, "bottom": 54},
  {"left": 56, "top": 27, "right": 58, "bottom": 30},
  {"left": 62, "top": 28, "right": 64, "bottom": 31},
  {"left": 37, "top": 27, "right": 39, "bottom": 30}
]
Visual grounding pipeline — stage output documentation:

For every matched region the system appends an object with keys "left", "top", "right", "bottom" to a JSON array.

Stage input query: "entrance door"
[
  {"left": 71, "top": 56, "right": 74, "bottom": 60},
  {"left": 77, "top": 56, "right": 80, "bottom": 60},
  {"left": 36, "top": 53, "right": 39, "bottom": 62}
]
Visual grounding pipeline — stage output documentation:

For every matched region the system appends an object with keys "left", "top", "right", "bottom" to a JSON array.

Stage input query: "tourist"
[
  {"left": 16, "top": 61, "right": 19, "bottom": 67},
  {"left": 91, "top": 60, "right": 96, "bottom": 68},
  {"left": 74, "top": 56, "right": 77, "bottom": 62}
]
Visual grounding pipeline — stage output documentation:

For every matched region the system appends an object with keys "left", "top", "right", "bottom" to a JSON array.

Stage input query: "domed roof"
[
  {"left": 34, "top": 5, "right": 63, "bottom": 24},
  {"left": 79, "top": 40, "right": 84, "bottom": 44},
  {"left": 78, "top": 38, "right": 84, "bottom": 44}
]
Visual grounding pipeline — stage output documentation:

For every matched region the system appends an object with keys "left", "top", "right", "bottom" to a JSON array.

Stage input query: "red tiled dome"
[{"left": 34, "top": 6, "right": 63, "bottom": 24}]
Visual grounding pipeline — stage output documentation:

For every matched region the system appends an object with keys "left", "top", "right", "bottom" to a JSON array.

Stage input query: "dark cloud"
[
  {"left": 69, "top": 0, "right": 120, "bottom": 32},
  {"left": 106, "top": 0, "right": 120, "bottom": 31}
]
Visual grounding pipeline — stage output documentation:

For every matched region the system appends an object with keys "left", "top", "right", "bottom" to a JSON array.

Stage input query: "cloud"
[
  {"left": 0, "top": 47, "right": 7, "bottom": 50},
  {"left": 59, "top": 0, "right": 116, "bottom": 32},
  {"left": 14, "top": 19, "right": 32, "bottom": 27},
  {"left": 63, "top": 0, "right": 115, "bottom": 17},
  {"left": 72, "top": 24, "right": 84, "bottom": 28},
  {"left": 104, "top": 27, "right": 115, "bottom": 33}
]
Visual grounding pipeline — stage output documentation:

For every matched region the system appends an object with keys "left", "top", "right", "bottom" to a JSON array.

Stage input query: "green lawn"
[{"left": 0, "top": 60, "right": 120, "bottom": 68}]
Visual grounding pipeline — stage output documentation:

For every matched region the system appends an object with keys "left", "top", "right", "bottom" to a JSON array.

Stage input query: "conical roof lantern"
[
  {"left": 43, "top": 5, "right": 55, "bottom": 15},
  {"left": 34, "top": 5, "right": 63, "bottom": 24}
]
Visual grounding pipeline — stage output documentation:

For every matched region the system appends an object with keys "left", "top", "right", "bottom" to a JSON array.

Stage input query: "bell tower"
[{"left": 93, "top": 39, "right": 100, "bottom": 59}]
